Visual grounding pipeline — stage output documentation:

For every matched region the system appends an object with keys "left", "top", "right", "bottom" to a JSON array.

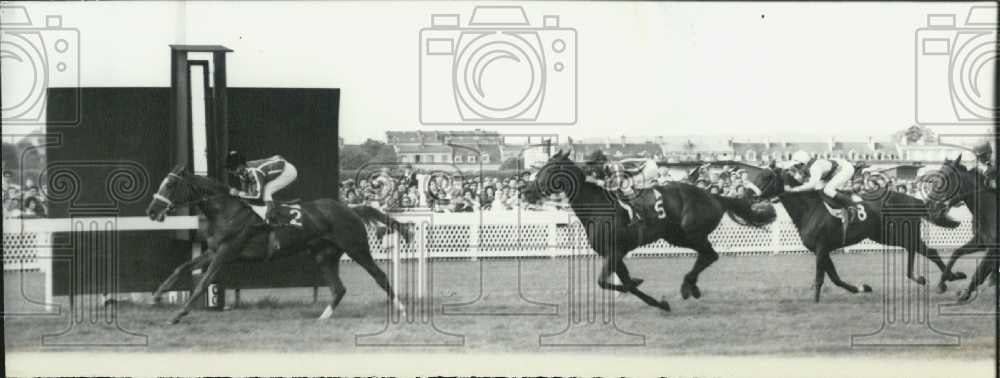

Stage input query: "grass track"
[{"left": 4, "top": 253, "right": 996, "bottom": 358}]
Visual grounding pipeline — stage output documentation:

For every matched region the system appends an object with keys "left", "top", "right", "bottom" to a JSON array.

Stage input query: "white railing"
[
  {"left": 363, "top": 206, "right": 976, "bottom": 260},
  {"left": 2, "top": 208, "right": 976, "bottom": 270}
]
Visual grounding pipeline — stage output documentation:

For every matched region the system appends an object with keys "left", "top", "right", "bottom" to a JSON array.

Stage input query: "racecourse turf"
[{"left": 4, "top": 253, "right": 996, "bottom": 358}]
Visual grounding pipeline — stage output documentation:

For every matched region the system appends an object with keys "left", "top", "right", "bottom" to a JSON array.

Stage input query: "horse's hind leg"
[
  {"left": 944, "top": 239, "right": 980, "bottom": 279},
  {"left": 348, "top": 245, "right": 406, "bottom": 316},
  {"left": 680, "top": 237, "right": 719, "bottom": 300},
  {"left": 315, "top": 246, "right": 347, "bottom": 320},
  {"left": 152, "top": 252, "right": 212, "bottom": 303},
  {"left": 958, "top": 248, "right": 999, "bottom": 302}
]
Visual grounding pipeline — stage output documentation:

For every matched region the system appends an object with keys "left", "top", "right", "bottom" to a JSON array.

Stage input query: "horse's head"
[
  {"left": 533, "top": 149, "right": 587, "bottom": 200},
  {"left": 924, "top": 154, "right": 983, "bottom": 217},
  {"left": 146, "top": 164, "right": 195, "bottom": 222},
  {"left": 751, "top": 160, "right": 791, "bottom": 200}
]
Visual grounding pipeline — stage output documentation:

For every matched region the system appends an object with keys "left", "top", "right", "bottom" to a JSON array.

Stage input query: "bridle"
[{"left": 151, "top": 172, "right": 227, "bottom": 211}]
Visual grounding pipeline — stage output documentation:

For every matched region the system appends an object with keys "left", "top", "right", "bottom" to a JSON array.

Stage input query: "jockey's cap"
[
  {"left": 791, "top": 150, "right": 811, "bottom": 165},
  {"left": 973, "top": 141, "right": 992, "bottom": 157},
  {"left": 226, "top": 150, "right": 246, "bottom": 170}
]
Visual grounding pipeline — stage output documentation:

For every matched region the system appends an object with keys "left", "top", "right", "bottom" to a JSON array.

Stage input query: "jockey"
[
  {"left": 785, "top": 150, "right": 858, "bottom": 210},
  {"left": 972, "top": 141, "right": 996, "bottom": 189},
  {"left": 226, "top": 150, "right": 299, "bottom": 223},
  {"left": 614, "top": 153, "right": 661, "bottom": 225}
]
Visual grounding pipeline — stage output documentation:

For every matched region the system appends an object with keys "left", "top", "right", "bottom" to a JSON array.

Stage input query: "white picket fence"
[
  {"left": 363, "top": 206, "right": 976, "bottom": 260},
  {"left": 2, "top": 207, "right": 976, "bottom": 275}
]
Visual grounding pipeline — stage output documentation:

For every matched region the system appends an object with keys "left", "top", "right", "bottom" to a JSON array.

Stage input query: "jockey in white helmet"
[
  {"left": 785, "top": 150, "right": 858, "bottom": 209},
  {"left": 614, "top": 152, "right": 661, "bottom": 225}
]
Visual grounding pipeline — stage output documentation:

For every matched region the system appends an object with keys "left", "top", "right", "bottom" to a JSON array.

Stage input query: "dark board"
[
  {"left": 43, "top": 87, "right": 341, "bottom": 294},
  {"left": 216, "top": 88, "right": 340, "bottom": 288},
  {"left": 45, "top": 87, "right": 193, "bottom": 295}
]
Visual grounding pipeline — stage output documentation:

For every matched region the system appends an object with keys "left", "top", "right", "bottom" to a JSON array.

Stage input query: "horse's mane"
[{"left": 186, "top": 172, "right": 231, "bottom": 195}]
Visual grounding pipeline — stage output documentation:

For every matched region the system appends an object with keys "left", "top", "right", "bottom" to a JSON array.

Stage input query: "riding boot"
[
  {"left": 267, "top": 230, "right": 280, "bottom": 261},
  {"left": 623, "top": 201, "right": 642, "bottom": 227},
  {"left": 264, "top": 200, "right": 275, "bottom": 225}
]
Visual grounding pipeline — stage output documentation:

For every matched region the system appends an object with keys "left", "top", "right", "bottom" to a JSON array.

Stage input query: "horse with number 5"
[
  {"left": 146, "top": 165, "right": 412, "bottom": 324},
  {"left": 528, "top": 151, "right": 778, "bottom": 312}
]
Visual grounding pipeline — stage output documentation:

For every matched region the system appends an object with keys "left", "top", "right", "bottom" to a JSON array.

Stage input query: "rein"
[{"left": 152, "top": 173, "right": 232, "bottom": 210}]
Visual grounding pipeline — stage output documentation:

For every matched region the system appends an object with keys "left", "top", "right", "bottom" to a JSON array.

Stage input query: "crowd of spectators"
[
  {"left": 340, "top": 167, "right": 570, "bottom": 213},
  {"left": 340, "top": 158, "right": 932, "bottom": 213},
  {"left": 2, "top": 173, "right": 48, "bottom": 219}
]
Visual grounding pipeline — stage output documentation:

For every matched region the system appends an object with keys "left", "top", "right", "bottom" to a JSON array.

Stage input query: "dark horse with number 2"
[
  {"left": 146, "top": 165, "right": 412, "bottom": 324},
  {"left": 749, "top": 161, "right": 967, "bottom": 302},
  {"left": 529, "top": 151, "right": 777, "bottom": 312}
]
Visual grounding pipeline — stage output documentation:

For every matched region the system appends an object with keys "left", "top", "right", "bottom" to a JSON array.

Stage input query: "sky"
[{"left": 2, "top": 2, "right": 995, "bottom": 144}]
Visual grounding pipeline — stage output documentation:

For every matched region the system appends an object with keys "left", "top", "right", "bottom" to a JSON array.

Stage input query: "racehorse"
[
  {"left": 528, "top": 151, "right": 777, "bottom": 312},
  {"left": 926, "top": 156, "right": 998, "bottom": 302},
  {"left": 749, "top": 161, "right": 967, "bottom": 302},
  {"left": 146, "top": 165, "right": 412, "bottom": 324}
]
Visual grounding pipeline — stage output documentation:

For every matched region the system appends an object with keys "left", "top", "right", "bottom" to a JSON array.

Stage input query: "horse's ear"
[
  {"left": 768, "top": 160, "right": 777, "bottom": 170},
  {"left": 954, "top": 153, "right": 962, "bottom": 166}
]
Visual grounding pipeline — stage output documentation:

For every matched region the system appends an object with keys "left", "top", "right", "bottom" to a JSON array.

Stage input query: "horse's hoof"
[
  {"left": 167, "top": 318, "right": 180, "bottom": 325},
  {"left": 659, "top": 297, "right": 671, "bottom": 312},
  {"left": 860, "top": 284, "right": 873, "bottom": 293},
  {"left": 937, "top": 282, "right": 948, "bottom": 294},
  {"left": 952, "top": 272, "right": 968, "bottom": 281},
  {"left": 690, "top": 285, "right": 701, "bottom": 299},
  {"left": 915, "top": 276, "right": 927, "bottom": 285},
  {"left": 680, "top": 282, "right": 692, "bottom": 300},
  {"left": 956, "top": 290, "right": 972, "bottom": 303}
]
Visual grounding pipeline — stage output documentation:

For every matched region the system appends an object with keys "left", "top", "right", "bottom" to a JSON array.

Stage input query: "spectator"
[{"left": 22, "top": 196, "right": 45, "bottom": 218}]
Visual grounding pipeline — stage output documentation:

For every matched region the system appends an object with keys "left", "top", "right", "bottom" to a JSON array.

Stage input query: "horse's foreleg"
[
  {"left": 597, "top": 257, "right": 630, "bottom": 293},
  {"left": 168, "top": 242, "right": 239, "bottom": 325},
  {"left": 610, "top": 256, "right": 671, "bottom": 312},
  {"left": 152, "top": 252, "right": 213, "bottom": 303},
  {"left": 821, "top": 251, "right": 870, "bottom": 295},
  {"left": 905, "top": 247, "right": 926, "bottom": 286}
]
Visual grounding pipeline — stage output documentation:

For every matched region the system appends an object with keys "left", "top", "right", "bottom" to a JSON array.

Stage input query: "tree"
[
  {"left": 2, "top": 142, "right": 18, "bottom": 172},
  {"left": 500, "top": 157, "right": 523, "bottom": 170},
  {"left": 361, "top": 139, "right": 387, "bottom": 158},
  {"left": 340, "top": 140, "right": 398, "bottom": 170},
  {"left": 894, "top": 125, "right": 936, "bottom": 144},
  {"left": 339, "top": 145, "right": 371, "bottom": 170}
]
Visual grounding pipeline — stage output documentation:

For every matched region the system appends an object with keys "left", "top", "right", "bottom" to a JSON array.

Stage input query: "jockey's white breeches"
[
  {"left": 263, "top": 163, "right": 298, "bottom": 202},
  {"left": 634, "top": 158, "right": 660, "bottom": 189},
  {"left": 821, "top": 160, "right": 854, "bottom": 198}
]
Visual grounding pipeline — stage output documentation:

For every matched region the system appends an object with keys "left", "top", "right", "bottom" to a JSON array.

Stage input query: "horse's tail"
[
  {"left": 714, "top": 195, "right": 777, "bottom": 228},
  {"left": 351, "top": 205, "right": 414, "bottom": 243}
]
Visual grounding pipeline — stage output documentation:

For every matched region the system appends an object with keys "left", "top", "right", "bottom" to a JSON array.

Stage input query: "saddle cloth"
[
  {"left": 251, "top": 201, "right": 306, "bottom": 228},
  {"left": 821, "top": 193, "right": 864, "bottom": 219},
  {"left": 617, "top": 188, "right": 663, "bottom": 222}
]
